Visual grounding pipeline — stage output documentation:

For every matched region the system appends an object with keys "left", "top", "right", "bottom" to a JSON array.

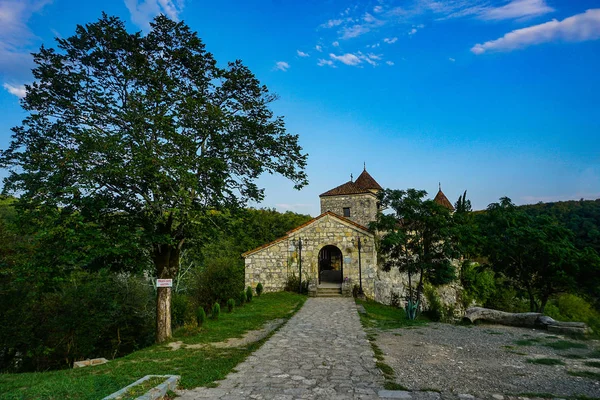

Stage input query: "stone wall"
[
  {"left": 373, "top": 263, "right": 465, "bottom": 317},
  {"left": 244, "top": 214, "right": 376, "bottom": 297},
  {"left": 320, "top": 193, "right": 378, "bottom": 228}
]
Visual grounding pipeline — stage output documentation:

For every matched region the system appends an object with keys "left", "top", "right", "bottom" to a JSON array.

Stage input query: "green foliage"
[
  {"left": 544, "top": 340, "right": 587, "bottom": 350},
  {"left": 356, "top": 299, "right": 428, "bottom": 330},
  {"left": 239, "top": 290, "right": 247, "bottom": 306},
  {"left": 0, "top": 13, "right": 308, "bottom": 343},
  {"left": 480, "top": 197, "right": 590, "bottom": 312},
  {"left": 283, "top": 274, "right": 308, "bottom": 294},
  {"left": 171, "top": 293, "right": 196, "bottom": 329},
  {"left": 256, "top": 282, "right": 263, "bottom": 297},
  {"left": 423, "top": 284, "right": 455, "bottom": 322},
  {"left": 373, "top": 188, "right": 457, "bottom": 315},
  {"left": 461, "top": 261, "right": 496, "bottom": 307},
  {"left": 352, "top": 284, "right": 360, "bottom": 298},
  {"left": 246, "top": 286, "right": 253, "bottom": 302},
  {"left": 544, "top": 294, "right": 600, "bottom": 335},
  {"left": 211, "top": 303, "right": 221, "bottom": 320},
  {"left": 227, "top": 298, "right": 235, "bottom": 312},
  {"left": 196, "top": 306, "right": 206, "bottom": 327},
  {"left": 0, "top": 270, "right": 155, "bottom": 373},
  {"left": 193, "top": 258, "right": 244, "bottom": 310}
]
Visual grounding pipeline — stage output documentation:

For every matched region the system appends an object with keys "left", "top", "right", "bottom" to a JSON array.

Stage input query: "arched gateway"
[{"left": 318, "top": 245, "right": 343, "bottom": 284}]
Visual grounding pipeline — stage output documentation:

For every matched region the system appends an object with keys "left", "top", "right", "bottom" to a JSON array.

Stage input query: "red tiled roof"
[
  {"left": 242, "top": 211, "right": 371, "bottom": 257},
  {"left": 320, "top": 168, "right": 382, "bottom": 197},
  {"left": 354, "top": 170, "right": 383, "bottom": 190},
  {"left": 319, "top": 181, "right": 371, "bottom": 197},
  {"left": 434, "top": 189, "right": 455, "bottom": 211}
]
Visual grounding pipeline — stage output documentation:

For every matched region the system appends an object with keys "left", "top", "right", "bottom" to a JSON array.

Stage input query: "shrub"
[
  {"left": 196, "top": 306, "right": 206, "bottom": 327},
  {"left": 211, "top": 302, "right": 220, "bottom": 320},
  {"left": 227, "top": 298, "right": 235, "bottom": 312},
  {"left": 284, "top": 274, "right": 308, "bottom": 294},
  {"left": 246, "top": 286, "right": 253, "bottom": 302},
  {"left": 171, "top": 293, "right": 196, "bottom": 329},
  {"left": 423, "top": 284, "right": 455, "bottom": 322},
  {"left": 390, "top": 292, "right": 401, "bottom": 308},
  {"left": 544, "top": 294, "right": 600, "bottom": 336},
  {"left": 192, "top": 257, "right": 244, "bottom": 310},
  {"left": 256, "top": 282, "right": 263, "bottom": 297},
  {"left": 461, "top": 262, "right": 496, "bottom": 307},
  {"left": 0, "top": 270, "right": 155, "bottom": 373},
  {"left": 352, "top": 284, "right": 360, "bottom": 298},
  {"left": 238, "top": 290, "right": 246, "bottom": 306}
]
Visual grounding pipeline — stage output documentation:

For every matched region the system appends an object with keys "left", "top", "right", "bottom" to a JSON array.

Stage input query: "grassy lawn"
[
  {"left": 356, "top": 299, "right": 428, "bottom": 330},
  {"left": 0, "top": 292, "right": 306, "bottom": 400}
]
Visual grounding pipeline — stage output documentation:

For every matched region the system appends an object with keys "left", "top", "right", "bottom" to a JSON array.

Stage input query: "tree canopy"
[{"left": 0, "top": 14, "right": 307, "bottom": 342}]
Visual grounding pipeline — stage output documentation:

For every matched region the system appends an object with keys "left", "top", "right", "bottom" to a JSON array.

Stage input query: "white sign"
[{"left": 156, "top": 279, "right": 173, "bottom": 288}]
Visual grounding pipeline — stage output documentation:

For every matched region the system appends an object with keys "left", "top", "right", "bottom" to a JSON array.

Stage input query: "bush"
[
  {"left": 196, "top": 306, "right": 206, "bottom": 327},
  {"left": 0, "top": 270, "right": 155, "bottom": 373},
  {"left": 352, "top": 284, "right": 360, "bottom": 298},
  {"left": 192, "top": 257, "right": 244, "bottom": 310},
  {"left": 423, "top": 284, "right": 455, "bottom": 322},
  {"left": 227, "top": 298, "right": 235, "bottom": 312},
  {"left": 284, "top": 274, "right": 308, "bottom": 294},
  {"left": 238, "top": 290, "right": 247, "bottom": 306},
  {"left": 461, "top": 262, "right": 496, "bottom": 307},
  {"left": 544, "top": 294, "right": 600, "bottom": 335},
  {"left": 211, "top": 302, "right": 220, "bottom": 320},
  {"left": 256, "top": 282, "right": 263, "bottom": 297},
  {"left": 171, "top": 293, "right": 196, "bottom": 329},
  {"left": 246, "top": 286, "right": 253, "bottom": 302}
]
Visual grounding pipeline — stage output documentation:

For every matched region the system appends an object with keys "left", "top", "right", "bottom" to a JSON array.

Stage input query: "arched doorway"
[{"left": 318, "top": 245, "right": 343, "bottom": 284}]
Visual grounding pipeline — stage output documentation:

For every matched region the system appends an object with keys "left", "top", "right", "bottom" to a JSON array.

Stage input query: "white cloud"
[
  {"left": 340, "top": 24, "right": 371, "bottom": 39},
  {"left": 367, "top": 53, "right": 382, "bottom": 60},
  {"left": 409, "top": 28, "right": 418, "bottom": 35},
  {"left": 321, "top": 18, "right": 344, "bottom": 28},
  {"left": 480, "top": 0, "right": 554, "bottom": 21},
  {"left": 330, "top": 53, "right": 362, "bottom": 66},
  {"left": 449, "top": 57, "right": 456, "bottom": 62},
  {"left": 0, "top": 0, "right": 52, "bottom": 85},
  {"left": 315, "top": 45, "right": 323, "bottom": 52},
  {"left": 124, "top": 0, "right": 184, "bottom": 30},
  {"left": 374, "top": 5, "right": 383, "bottom": 13},
  {"left": 383, "top": 37, "right": 398, "bottom": 44},
  {"left": 3, "top": 82, "right": 26, "bottom": 98},
  {"left": 472, "top": 9, "right": 600, "bottom": 54},
  {"left": 297, "top": 50, "right": 309, "bottom": 57},
  {"left": 386, "top": 60, "right": 394, "bottom": 66},
  {"left": 274, "top": 61, "right": 290, "bottom": 71},
  {"left": 317, "top": 58, "right": 335, "bottom": 67},
  {"left": 332, "top": 41, "right": 339, "bottom": 47},
  {"left": 368, "top": 42, "right": 380, "bottom": 48}
]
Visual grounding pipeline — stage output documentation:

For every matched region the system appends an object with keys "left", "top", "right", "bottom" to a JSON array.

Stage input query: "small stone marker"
[{"left": 73, "top": 358, "right": 108, "bottom": 368}]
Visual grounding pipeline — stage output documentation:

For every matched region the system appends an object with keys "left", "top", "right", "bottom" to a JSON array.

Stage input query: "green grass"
[
  {"left": 568, "top": 370, "right": 600, "bottom": 381},
  {"left": 518, "top": 393, "right": 557, "bottom": 398},
  {"left": 122, "top": 376, "right": 166, "bottom": 400},
  {"left": 588, "top": 349, "right": 600, "bottom": 358},
  {"left": 355, "top": 299, "right": 428, "bottom": 330},
  {"left": 544, "top": 340, "right": 587, "bottom": 350},
  {"left": 584, "top": 361, "right": 600, "bottom": 368},
  {"left": 564, "top": 354, "right": 587, "bottom": 359},
  {"left": 526, "top": 358, "right": 565, "bottom": 366},
  {"left": 0, "top": 292, "right": 306, "bottom": 400}
]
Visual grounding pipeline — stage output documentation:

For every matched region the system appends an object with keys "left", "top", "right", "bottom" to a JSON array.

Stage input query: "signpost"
[{"left": 156, "top": 279, "right": 173, "bottom": 288}]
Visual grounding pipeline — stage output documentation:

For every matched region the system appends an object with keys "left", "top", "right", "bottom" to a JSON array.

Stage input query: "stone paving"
[{"left": 176, "top": 297, "right": 384, "bottom": 400}]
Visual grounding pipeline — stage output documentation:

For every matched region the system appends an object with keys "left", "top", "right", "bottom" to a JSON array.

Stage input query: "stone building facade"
[{"left": 243, "top": 168, "right": 463, "bottom": 312}]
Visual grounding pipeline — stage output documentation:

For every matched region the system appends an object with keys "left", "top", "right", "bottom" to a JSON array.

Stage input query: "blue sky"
[{"left": 0, "top": 0, "right": 599, "bottom": 216}]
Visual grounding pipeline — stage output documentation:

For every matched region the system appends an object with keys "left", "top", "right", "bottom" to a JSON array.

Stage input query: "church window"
[{"left": 343, "top": 207, "right": 351, "bottom": 217}]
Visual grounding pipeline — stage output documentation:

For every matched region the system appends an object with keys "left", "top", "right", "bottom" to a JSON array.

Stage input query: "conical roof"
[
  {"left": 354, "top": 169, "right": 383, "bottom": 191},
  {"left": 434, "top": 188, "right": 455, "bottom": 211},
  {"left": 320, "top": 168, "right": 382, "bottom": 197}
]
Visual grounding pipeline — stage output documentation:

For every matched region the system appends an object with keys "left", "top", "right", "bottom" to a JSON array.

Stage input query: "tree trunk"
[
  {"left": 153, "top": 243, "right": 181, "bottom": 343},
  {"left": 464, "top": 307, "right": 541, "bottom": 327}
]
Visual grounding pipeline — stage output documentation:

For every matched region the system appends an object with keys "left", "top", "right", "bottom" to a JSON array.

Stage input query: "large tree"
[
  {"left": 0, "top": 14, "right": 307, "bottom": 342},
  {"left": 481, "top": 198, "right": 595, "bottom": 313},
  {"left": 373, "top": 189, "right": 457, "bottom": 319}
]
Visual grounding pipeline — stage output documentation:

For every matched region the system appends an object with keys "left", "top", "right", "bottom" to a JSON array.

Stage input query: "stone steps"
[{"left": 315, "top": 287, "right": 342, "bottom": 297}]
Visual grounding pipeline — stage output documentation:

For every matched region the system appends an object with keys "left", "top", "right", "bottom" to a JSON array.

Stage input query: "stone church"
[{"left": 243, "top": 168, "right": 460, "bottom": 304}]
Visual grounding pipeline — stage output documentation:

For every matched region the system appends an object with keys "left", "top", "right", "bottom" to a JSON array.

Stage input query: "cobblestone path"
[{"left": 177, "top": 297, "right": 384, "bottom": 399}]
